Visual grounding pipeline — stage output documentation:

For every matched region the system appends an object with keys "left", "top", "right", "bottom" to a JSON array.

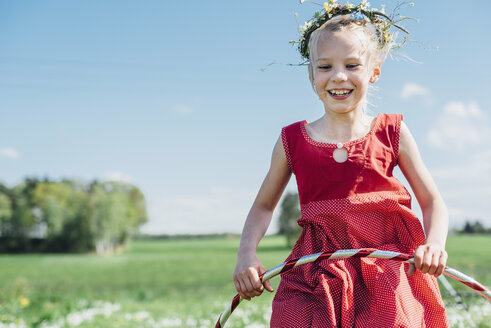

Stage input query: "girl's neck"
[{"left": 310, "top": 110, "right": 375, "bottom": 144}]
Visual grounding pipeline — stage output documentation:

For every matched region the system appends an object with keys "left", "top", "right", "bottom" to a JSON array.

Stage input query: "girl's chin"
[{"left": 320, "top": 103, "right": 365, "bottom": 115}]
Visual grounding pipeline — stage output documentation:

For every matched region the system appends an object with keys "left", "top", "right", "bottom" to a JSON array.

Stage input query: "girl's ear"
[{"left": 369, "top": 61, "right": 382, "bottom": 83}]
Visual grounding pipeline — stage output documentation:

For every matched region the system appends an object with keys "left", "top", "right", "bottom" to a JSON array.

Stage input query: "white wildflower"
[
  {"left": 156, "top": 317, "right": 182, "bottom": 327},
  {"left": 446, "top": 301, "right": 491, "bottom": 327},
  {"left": 0, "top": 320, "right": 28, "bottom": 328},
  {"left": 185, "top": 318, "right": 197, "bottom": 326},
  {"left": 360, "top": 0, "right": 370, "bottom": 9},
  {"left": 198, "top": 318, "right": 211, "bottom": 328},
  {"left": 65, "top": 301, "right": 120, "bottom": 326},
  {"left": 299, "top": 20, "right": 313, "bottom": 34},
  {"left": 133, "top": 311, "right": 151, "bottom": 321}
]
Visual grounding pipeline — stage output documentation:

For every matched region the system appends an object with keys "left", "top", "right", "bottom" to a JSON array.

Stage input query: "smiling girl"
[{"left": 233, "top": 2, "right": 449, "bottom": 327}]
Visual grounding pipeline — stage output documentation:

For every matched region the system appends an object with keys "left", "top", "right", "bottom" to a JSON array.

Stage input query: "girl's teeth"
[{"left": 329, "top": 90, "right": 351, "bottom": 95}]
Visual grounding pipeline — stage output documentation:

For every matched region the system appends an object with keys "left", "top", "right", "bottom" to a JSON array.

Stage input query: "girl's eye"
[
  {"left": 317, "top": 65, "right": 331, "bottom": 70},
  {"left": 347, "top": 64, "right": 360, "bottom": 69}
]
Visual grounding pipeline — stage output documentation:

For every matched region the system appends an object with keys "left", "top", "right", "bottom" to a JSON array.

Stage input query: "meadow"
[{"left": 0, "top": 234, "right": 490, "bottom": 328}]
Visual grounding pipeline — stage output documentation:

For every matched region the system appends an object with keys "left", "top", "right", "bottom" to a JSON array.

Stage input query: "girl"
[{"left": 233, "top": 2, "right": 449, "bottom": 327}]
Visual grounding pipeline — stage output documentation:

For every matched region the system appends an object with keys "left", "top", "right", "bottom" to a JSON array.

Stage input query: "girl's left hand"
[{"left": 407, "top": 243, "right": 448, "bottom": 277}]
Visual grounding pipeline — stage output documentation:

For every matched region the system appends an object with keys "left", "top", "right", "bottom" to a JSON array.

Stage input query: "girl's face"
[{"left": 309, "top": 28, "right": 380, "bottom": 116}]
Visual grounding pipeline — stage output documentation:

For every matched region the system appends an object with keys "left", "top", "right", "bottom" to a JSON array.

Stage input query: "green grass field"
[{"left": 0, "top": 234, "right": 490, "bottom": 327}]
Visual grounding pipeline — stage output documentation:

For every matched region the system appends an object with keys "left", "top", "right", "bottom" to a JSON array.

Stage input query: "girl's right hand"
[{"left": 233, "top": 252, "right": 274, "bottom": 301}]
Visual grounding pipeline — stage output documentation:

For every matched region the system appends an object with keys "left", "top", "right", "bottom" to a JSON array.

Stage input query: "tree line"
[
  {"left": 0, "top": 177, "right": 147, "bottom": 253},
  {"left": 458, "top": 220, "right": 491, "bottom": 234}
]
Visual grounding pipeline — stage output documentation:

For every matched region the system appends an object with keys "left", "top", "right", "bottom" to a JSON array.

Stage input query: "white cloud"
[
  {"left": 392, "top": 167, "right": 491, "bottom": 229},
  {"left": 427, "top": 146, "right": 491, "bottom": 229},
  {"left": 431, "top": 150, "right": 491, "bottom": 180},
  {"left": 141, "top": 186, "right": 279, "bottom": 235},
  {"left": 443, "top": 185, "right": 491, "bottom": 228},
  {"left": 103, "top": 171, "right": 134, "bottom": 183},
  {"left": 171, "top": 104, "right": 192, "bottom": 115},
  {"left": 426, "top": 101, "right": 490, "bottom": 151},
  {"left": 401, "top": 83, "right": 430, "bottom": 100},
  {"left": 0, "top": 147, "right": 20, "bottom": 159}
]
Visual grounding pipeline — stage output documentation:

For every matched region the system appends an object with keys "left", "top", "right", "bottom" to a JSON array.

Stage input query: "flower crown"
[{"left": 293, "top": 0, "right": 415, "bottom": 62}]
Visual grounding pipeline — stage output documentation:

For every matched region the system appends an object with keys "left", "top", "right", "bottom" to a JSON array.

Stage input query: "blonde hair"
[{"left": 308, "top": 15, "right": 390, "bottom": 68}]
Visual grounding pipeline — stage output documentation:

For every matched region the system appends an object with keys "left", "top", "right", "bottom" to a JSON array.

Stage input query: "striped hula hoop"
[{"left": 215, "top": 248, "right": 491, "bottom": 328}]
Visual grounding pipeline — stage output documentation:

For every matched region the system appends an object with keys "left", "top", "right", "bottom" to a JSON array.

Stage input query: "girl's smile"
[{"left": 327, "top": 88, "right": 353, "bottom": 100}]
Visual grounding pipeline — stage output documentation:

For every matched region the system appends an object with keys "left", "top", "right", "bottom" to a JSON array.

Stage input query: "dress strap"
[
  {"left": 385, "top": 114, "right": 403, "bottom": 166},
  {"left": 281, "top": 121, "right": 304, "bottom": 174},
  {"left": 367, "top": 113, "right": 402, "bottom": 168},
  {"left": 281, "top": 127, "right": 293, "bottom": 172}
]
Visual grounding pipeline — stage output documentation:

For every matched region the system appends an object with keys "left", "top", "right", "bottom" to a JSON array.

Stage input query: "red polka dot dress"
[{"left": 271, "top": 114, "right": 449, "bottom": 327}]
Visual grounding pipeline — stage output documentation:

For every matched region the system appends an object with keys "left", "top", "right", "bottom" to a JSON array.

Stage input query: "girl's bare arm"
[
  {"left": 233, "top": 136, "right": 292, "bottom": 300},
  {"left": 398, "top": 121, "right": 449, "bottom": 277}
]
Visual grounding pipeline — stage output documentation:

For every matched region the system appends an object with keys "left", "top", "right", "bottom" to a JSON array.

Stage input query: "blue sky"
[{"left": 1, "top": 0, "right": 490, "bottom": 234}]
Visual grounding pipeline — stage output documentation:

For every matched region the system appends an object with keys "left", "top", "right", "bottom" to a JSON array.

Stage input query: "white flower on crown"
[
  {"left": 299, "top": 20, "right": 314, "bottom": 34},
  {"left": 360, "top": 0, "right": 370, "bottom": 9},
  {"left": 345, "top": 1, "right": 355, "bottom": 9}
]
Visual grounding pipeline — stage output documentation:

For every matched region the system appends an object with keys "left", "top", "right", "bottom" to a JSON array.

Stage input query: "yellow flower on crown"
[{"left": 324, "top": 2, "right": 332, "bottom": 12}]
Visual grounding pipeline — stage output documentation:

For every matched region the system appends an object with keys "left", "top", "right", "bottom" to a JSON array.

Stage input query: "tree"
[
  {"left": 33, "top": 181, "right": 71, "bottom": 236},
  {"left": 0, "top": 178, "right": 149, "bottom": 253},
  {"left": 87, "top": 181, "right": 148, "bottom": 254},
  {"left": 0, "top": 188, "right": 12, "bottom": 237},
  {"left": 10, "top": 182, "right": 37, "bottom": 237},
  {"left": 31, "top": 180, "right": 90, "bottom": 251},
  {"left": 461, "top": 220, "right": 487, "bottom": 234},
  {"left": 0, "top": 181, "right": 38, "bottom": 251},
  {"left": 278, "top": 192, "right": 302, "bottom": 248}
]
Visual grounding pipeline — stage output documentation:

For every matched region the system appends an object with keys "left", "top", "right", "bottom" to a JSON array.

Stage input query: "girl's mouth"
[{"left": 327, "top": 89, "right": 353, "bottom": 100}]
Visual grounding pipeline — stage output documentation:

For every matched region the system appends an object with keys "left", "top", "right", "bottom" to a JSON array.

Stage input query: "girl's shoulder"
[
  {"left": 376, "top": 112, "right": 403, "bottom": 125},
  {"left": 370, "top": 113, "right": 403, "bottom": 139},
  {"left": 359, "top": 112, "right": 401, "bottom": 128},
  {"left": 379, "top": 112, "right": 403, "bottom": 135},
  {"left": 281, "top": 120, "right": 305, "bottom": 140},
  {"left": 282, "top": 120, "right": 305, "bottom": 130}
]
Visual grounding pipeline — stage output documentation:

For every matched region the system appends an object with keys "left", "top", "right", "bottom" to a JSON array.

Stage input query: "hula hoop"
[{"left": 215, "top": 248, "right": 491, "bottom": 328}]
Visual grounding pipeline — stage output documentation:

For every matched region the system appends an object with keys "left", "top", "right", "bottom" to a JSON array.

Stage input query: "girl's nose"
[{"left": 331, "top": 69, "right": 347, "bottom": 83}]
